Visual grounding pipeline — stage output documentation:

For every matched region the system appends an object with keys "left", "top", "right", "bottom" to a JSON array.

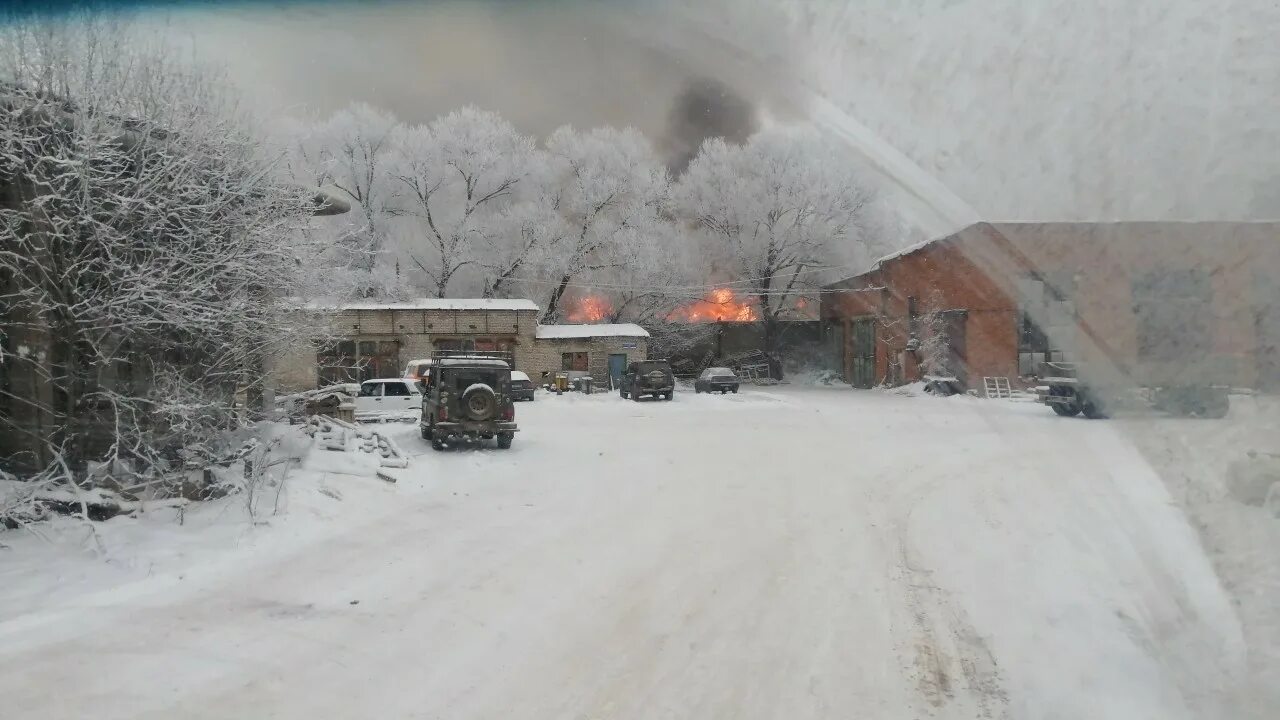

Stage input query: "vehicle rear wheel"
[
  {"left": 420, "top": 424, "right": 432, "bottom": 440},
  {"left": 1051, "top": 401, "right": 1081, "bottom": 417},
  {"left": 663, "top": 392, "right": 673, "bottom": 401},
  {"left": 731, "top": 387, "right": 738, "bottom": 394},
  {"left": 631, "top": 386, "right": 642, "bottom": 401},
  {"left": 1081, "top": 400, "right": 1108, "bottom": 419},
  {"left": 431, "top": 438, "right": 446, "bottom": 451},
  {"left": 497, "top": 433, "right": 513, "bottom": 449}
]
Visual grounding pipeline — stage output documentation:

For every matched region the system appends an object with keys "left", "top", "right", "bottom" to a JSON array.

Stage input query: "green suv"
[
  {"left": 620, "top": 360, "right": 675, "bottom": 401},
  {"left": 419, "top": 354, "right": 518, "bottom": 450}
]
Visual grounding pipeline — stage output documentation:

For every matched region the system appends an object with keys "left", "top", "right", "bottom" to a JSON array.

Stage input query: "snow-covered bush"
[{"left": 0, "top": 18, "right": 322, "bottom": 486}]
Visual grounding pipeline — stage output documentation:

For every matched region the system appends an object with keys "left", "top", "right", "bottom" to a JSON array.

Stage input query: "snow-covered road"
[{"left": 0, "top": 387, "right": 1256, "bottom": 719}]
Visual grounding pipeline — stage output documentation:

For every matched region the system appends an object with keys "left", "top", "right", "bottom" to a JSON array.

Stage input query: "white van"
[{"left": 403, "top": 358, "right": 434, "bottom": 383}]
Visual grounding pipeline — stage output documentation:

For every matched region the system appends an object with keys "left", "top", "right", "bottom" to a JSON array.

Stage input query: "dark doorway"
[
  {"left": 937, "top": 310, "right": 969, "bottom": 388},
  {"left": 850, "top": 319, "right": 876, "bottom": 389},
  {"left": 1257, "top": 270, "right": 1280, "bottom": 390}
]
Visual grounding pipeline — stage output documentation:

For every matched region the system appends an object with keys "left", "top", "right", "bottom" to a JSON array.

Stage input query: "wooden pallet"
[{"left": 983, "top": 376, "right": 1012, "bottom": 399}]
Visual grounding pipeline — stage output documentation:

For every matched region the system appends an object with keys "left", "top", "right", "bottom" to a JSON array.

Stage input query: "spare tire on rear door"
[{"left": 462, "top": 383, "right": 497, "bottom": 420}]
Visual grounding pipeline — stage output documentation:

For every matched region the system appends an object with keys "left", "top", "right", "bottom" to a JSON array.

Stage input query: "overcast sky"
[
  {"left": 152, "top": 0, "right": 1280, "bottom": 233},
  {"left": 161, "top": 1, "right": 800, "bottom": 172}
]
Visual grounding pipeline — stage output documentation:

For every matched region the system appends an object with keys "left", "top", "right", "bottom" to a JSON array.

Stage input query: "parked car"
[
  {"left": 694, "top": 367, "right": 740, "bottom": 394},
  {"left": 620, "top": 360, "right": 675, "bottom": 401},
  {"left": 420, "top": 355, "right": 517, "bottom": 450},
  {"left": 403, "top": 358, "right": 434, "bottom": 382},
  {"left": 509, "top": 370, "right": 536, "bottom": 401},
  {"left": 354, "top": 378, "right": 421, "bottom": 421}
]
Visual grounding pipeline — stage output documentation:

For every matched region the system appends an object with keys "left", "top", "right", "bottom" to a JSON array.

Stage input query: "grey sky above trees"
[{"left": 161, "top": 0, "right": 1280, "bottom": 230}]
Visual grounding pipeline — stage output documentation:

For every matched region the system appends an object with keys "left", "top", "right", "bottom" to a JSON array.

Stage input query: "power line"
[
  {"left": 503, "top": 257, "right": 873, "bottom": 293},
  {"left": 504, "top": 275, "right": 881, "bottom": 296}
]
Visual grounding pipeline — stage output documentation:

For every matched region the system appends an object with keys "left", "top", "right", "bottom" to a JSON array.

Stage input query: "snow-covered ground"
[{"left": 0, "top": 387, "right": 1273, "bottom": 719}]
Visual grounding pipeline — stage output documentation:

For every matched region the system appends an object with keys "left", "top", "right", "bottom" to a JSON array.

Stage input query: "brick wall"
[
  {"left": 823, "top": 222, "right": 1280, "bottom": 390},
  {"left": 268, "top": 308, "right": 540, "bottom": 393},
  {"left": 592, "top": 336, "right": 649, "bottom": 384},
  {"left": 268, "top": 309, "right": 652, "bottom": 394},
  {"left": 269, "top": 342, "right": 321, "bottom": 393},
  {"left": 525, "top": 335, "right": 649, "bottom": 386}
]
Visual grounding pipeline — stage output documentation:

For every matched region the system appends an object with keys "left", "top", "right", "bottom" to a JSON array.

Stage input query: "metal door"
[
  {"left": 1257, "top": 270, "right": 1280, "bottom": 390},
  {"left": 938, "top": 310, "right": 969, "bottom": 388},
  {"left": 850, "top": 319, "right": 876, "bottom": 388},
  {"left": 608, "top": 354, "right": 627, "bottom": 388}
]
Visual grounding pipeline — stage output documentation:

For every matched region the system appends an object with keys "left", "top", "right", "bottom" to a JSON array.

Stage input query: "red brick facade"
[{"left": 822, "top": 222, "right": 1280, "bottom": 391}]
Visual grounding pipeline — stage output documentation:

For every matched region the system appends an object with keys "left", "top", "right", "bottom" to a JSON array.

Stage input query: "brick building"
[
  {"left": 530, "top": 324, "right": 650, "bottom": 388},
  {"left": 271, "top": 300, "right": 649, "bottom": 392},
  {"left": 821, "top": 222, "right": 1280, "bottom": 391},
  {"left": 272, "top": 299, "right": 539, "bottom": 391}
]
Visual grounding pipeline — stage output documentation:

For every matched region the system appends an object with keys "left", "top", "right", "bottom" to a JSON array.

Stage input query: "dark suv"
[
  {"left": 620, "top": 360, "right": 675, "bottom": 401},
  {"left": 419, "top": 354, "right": 517, "bottom": 450}
]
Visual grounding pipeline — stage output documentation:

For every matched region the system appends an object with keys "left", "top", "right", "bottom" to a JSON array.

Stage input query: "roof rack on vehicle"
[{"left": 430, "top": 350, "right": 514, "bottom": 366}]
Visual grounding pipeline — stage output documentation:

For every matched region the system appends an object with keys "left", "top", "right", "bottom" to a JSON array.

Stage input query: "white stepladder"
[{"left": 983, "top": 376, "right": 1012, "bottom": 399}]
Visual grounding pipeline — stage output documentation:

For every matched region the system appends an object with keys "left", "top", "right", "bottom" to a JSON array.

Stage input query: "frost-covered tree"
[
  {"left": 599, "top": 219, "right": 703, "bottom": 324},
  {"left": 539, "top": 126, "right": 672, "bottom": 321},
  {"left": 391, "top": 107, "right": 537, "bottom": 298},
  {"left": 0, "top": 19, "right": 323, "bottom": 482},
  {"left": 480, "top": 193, "right": 562, "bottom": 299},
  {"left": 678, "top": 129, "right": 876, "bottom": 353},
  {"left": 289, "top": 102, "right": 400, "bottom": 296}
]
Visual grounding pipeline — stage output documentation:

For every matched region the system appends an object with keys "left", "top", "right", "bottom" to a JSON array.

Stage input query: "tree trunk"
[
  {"left": 762, "top": 313, "right": 783, "bottom": 380},
  {"left": 543, "top": 274, "right": 572, "bottom": 320}
]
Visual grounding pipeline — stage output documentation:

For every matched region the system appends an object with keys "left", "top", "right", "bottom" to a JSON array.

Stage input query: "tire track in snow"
[
  {"left": 878, "top": 455, "right": 1011, "bottom": 720},
  {"left": 897, "top": 534, "right": 1009, "bottom": 719}
]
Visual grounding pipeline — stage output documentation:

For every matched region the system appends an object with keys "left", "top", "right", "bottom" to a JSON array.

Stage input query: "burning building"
[
  {"left": 564, "top": 295, "right": 614, "bottom": 323},
  {"left": 667, "top": 288, "right": 761, "bottom": 323}
]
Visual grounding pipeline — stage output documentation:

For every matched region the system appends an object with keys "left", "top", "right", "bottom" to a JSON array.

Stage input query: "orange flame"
[
  {"left": 565, "top": 295, "right": 613, "bottom": 323},
  {"left": 667, "top": 288, "right": 760, "bottom": 323}
]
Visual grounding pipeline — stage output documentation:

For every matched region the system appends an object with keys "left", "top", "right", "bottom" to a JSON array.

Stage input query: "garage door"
[{"left": 850, "top": 319, "right": 876, "bottom": 389}]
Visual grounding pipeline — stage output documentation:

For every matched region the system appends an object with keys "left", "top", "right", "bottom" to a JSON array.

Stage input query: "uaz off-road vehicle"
[
  {"left": 620, "top": 360, "right": 675, "bottom": 401},
  {"left": 418, "top": 352, "right": 517, "bottom": 450}
]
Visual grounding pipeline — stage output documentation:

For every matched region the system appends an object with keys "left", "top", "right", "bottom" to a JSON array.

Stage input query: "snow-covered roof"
[
  {"left": 825, "top": 223, "right": 977, "bottom": 288},
  {"left": 304, "top": 298, "right": 538, "bottom": 312},
  {"left": 869, "top": 235, "right": 942, "bottom": 271},
  {"left": 535, "top": 323, "right": 650, "bottom": 340},
  {"left": 437, "top": 358, "right": 511, "bottom": 368}
]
